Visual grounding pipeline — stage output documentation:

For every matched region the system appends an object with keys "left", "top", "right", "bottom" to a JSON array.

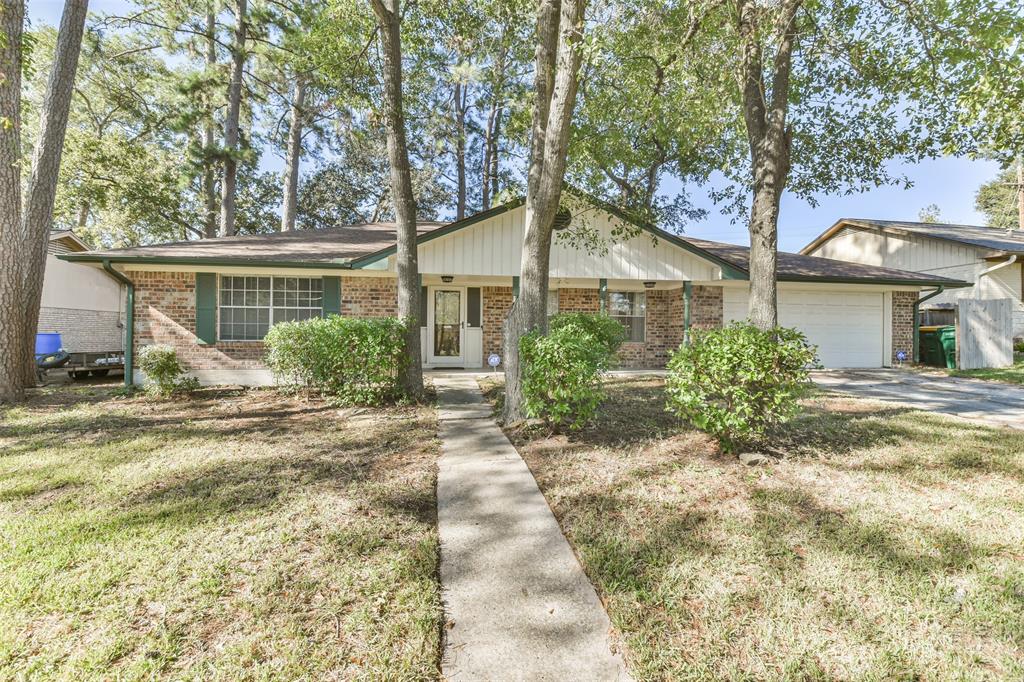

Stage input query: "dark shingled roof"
[
  {"left": 61, "top": 203, "right": 969, "bottom": 287},
  {"left": 803, "top": 218, "right": 1024, "bottom": 256},
  {"left": 680, "top": 237, "right": 968, "bottom": 287},
  {"left": 65, "top": 222, "right": 445, "bottom": 264}
]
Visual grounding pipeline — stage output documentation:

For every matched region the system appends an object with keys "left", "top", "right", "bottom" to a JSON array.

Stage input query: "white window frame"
[
  {"left": 219, "top": 275, "right": 324, "bottom": 341},
  {"left": 608, "top": 290, "right": 646, "bottom": 342}
]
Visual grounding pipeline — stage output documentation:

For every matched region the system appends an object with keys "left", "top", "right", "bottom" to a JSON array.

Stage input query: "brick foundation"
[{"left": 892, "top": 290, "right": 916, "bottom": 364}]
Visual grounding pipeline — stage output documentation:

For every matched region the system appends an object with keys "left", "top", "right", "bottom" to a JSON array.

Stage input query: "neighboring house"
[
  {"left": 60, "top": 196, "right": 969, "bottom": 386},
  {"left": 40, "top": 230, "right": 124, "bottom": 353},
  {"left": 801, "top": 219, "right": 1024, "bottom": 339}
]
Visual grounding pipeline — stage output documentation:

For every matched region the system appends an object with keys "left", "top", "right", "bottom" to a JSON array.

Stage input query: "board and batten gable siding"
[{"left": 415, "top": 205, "right": 722, "bottom": 281}]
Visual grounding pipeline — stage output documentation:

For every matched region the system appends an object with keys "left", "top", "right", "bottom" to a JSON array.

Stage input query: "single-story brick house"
[{"left": 60, "top": 196, "right": 970, "bottom": 385}]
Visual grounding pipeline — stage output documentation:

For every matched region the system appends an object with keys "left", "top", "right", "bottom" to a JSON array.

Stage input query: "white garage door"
[{"left": 723, "top": 288, "right": 885, "bottom": 368}]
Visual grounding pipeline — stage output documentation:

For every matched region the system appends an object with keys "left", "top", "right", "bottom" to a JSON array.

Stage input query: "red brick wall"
[
  {"left": 641, "top": 288, "right": 686, "bottom": 367},
  {"left": 558, "top": 288, "right": 600, "bottom": 313},
  {"left": 341, "top": 276, "right": 397, "bottom": 317},
  {"left": 691, "top": 285, "right": 723, "bottom": 330},
  {"left": 483, "top": 286, "right": 513, "bottom": 360},
  {"left": 133, "top": 271, "right": 264, "bottom": 371},
  {"left": 892, "top": 290, "right": 916, "bottom": 364}
]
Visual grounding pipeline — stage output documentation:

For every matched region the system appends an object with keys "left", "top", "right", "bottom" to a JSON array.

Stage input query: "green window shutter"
[
  {"left": 195, "top": 273, "right": 217, "bottom": 345},
  {"left": 467, "top": 287, "right": 481, "bottom": 327},
  {"left": 323, "top": 276, "right": 341, "bottom": 316},
  {"left": 512, "top": 276, "right": 520, "bottom": 300},
  {"left": 599, "top": 278, "right": 608, "bottom": 313},
  {"left": 420, "top": 285, "right": 428, "bottom": 327}
]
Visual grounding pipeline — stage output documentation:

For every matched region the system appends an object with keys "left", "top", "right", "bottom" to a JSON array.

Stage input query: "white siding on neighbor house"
[
  {"left": 415, "top": 205, "right": 722, "bottom": 282},
  {"left": 809, "top": 226, "right": 980, "bottom": 274},
  {"left": 809, "top": 225, "right": 1024, "bottom": 337},
  {"left": 724, "top": 286, "right": 886, "bottom": 368},
  {"left": 39, "top": 255, "right": 124, "bottom": 353}
]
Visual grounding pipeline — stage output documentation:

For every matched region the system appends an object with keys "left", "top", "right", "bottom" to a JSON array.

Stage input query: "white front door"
[{"left": 428, "top": 286, "right": 465, "bottom": 366}]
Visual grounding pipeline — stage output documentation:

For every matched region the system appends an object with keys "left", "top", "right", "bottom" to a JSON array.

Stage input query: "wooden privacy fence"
[{"left": 957, "top": 298, "right": 1014, "bottom": 370}]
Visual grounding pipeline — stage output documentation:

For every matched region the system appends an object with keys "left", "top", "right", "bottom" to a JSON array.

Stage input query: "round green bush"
[
  {"left": 665, "top": 322, "right": 818, "bottom": 453},
  {"left": 519, "top": 315, "right": 620, "bottom": 430},
  {"left": 549, "top": 312, "right": 627, "bottom": 357},
  {"left": 263, "top": 316, "right": 410, "bottom": 405},
  {"left": 137, "top": 344, "right": 198, "bottom": 397}
]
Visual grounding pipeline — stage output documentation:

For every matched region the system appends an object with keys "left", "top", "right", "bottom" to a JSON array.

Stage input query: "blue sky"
[{"left": 29, "top": 0, "right": 1001, "bottom": 251}]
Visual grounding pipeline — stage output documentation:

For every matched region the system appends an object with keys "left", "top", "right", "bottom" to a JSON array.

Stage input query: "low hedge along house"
[{"left": 61, "top": 195, "right": 970, "bottom": 385}]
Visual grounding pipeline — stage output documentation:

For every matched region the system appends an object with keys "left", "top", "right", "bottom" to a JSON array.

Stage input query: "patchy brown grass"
[
  {"left": 482, "top": 376, "right": 1024, "bottom": 680},
  {"left": 0, "top": 384, "right": 441, "bottom": 680}
]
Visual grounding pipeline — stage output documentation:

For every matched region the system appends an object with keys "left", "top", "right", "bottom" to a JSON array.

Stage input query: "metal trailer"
[{"left": 65, "top": 351, "right": 125, "bottom": 381}]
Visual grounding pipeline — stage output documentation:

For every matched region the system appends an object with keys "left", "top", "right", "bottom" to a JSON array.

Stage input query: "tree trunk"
[
  {"left": 736, "top": 0, "right": 799, "bottom": 330},
  {"left": 0, "top": 0, "right": 25, "bottom": 402},
  {"left": 220, "top": 0, "right": 247, "bottom": 237},
  {"left": 280, "top": 75, "right": 306, "bottom": 232},
  {"left": 18, "top": 0, "right": 89, "bottom": 389},
  {"left": 370, "top": 0, "right": 423, "bottom": 399},
  {"left": 502, "top": 0, "right": 586, "bottom": 422},
  {"left": 203, "top": 5, "right": 218, "bottom": 239},
  {"left": 454, "top": 81, "right": 467, "bottom": 220}
]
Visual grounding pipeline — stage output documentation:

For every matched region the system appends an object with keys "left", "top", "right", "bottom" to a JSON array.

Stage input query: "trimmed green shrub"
[
  {"left": 520, "top": 316, "right": 618, "bottom": 430},
  {"left": 263, "top": 316, "right": 410, "bottom": 405},
  {"left": 137, "top": 345, "right": 199, "bottom": 397},
  {"left": 665, "top": 322, "right": 818, "bottom": 453},
  {"left": 549, "top": 312, "right": 627, "bottom": 358}
]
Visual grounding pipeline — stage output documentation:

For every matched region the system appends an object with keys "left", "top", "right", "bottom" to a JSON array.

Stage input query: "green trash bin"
[
  {"left": 918, "top": 325, "right": 944, "bottom": 367},
  {"left": 938, "top": 325, "right": 957, "bottom": 369}
]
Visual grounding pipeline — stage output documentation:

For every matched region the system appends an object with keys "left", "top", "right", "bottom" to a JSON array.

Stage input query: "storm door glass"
[{"left": 434, "top": 290, "right": 461, "bottom": 356}]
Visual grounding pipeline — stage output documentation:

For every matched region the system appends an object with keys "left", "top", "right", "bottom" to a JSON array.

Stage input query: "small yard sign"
[
  {"left": 896, "top": 350, "right": 908, "bottom": 366},
  {"left": 487, "top": 354, "right": 501, "bottom": 371}
]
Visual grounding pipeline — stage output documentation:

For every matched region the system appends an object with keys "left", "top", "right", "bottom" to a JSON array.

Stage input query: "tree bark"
[
  {"left": 0, "top": 0, "right": 25, "bottom": 402},
  {"left": 502, "top": 0, "right": 586, "bottom": 422},
  {"left": 203, "top": 5, "right": 218, "bottom": 239},
  {"left": 219, "top": 0, "right": 246, "bottom": 237},
  {"left": 370, "top": 0, "right": 423, "bottom": 399},
  {"left": 736, "top": 0, "right": 799, "bottom": 330},
  {"left": 454, "top": 80, "right": 467, "bottom": 220},
  {"left": 481, "top": 54, "right": 505, "bottom": 211},
  {"left": 280, "top": 75, "right": 306, "bottom": 232},
  {"left": 18, "top": 0, "right": 89, "bottom": 388}
]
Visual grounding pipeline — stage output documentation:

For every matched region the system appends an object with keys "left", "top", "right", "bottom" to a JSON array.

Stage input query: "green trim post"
[
  {"left": 599, "top": 278, "right": 608, "bottom": 312},
  {"left": 683, "top": 281, "right": 693, "bottom": 345},
  {"left": 102, "top": 260, "right": 135, "bottom": 387},
  {"left": 913, "top": 286, "right": 944, "bottom": 363},
  {"left": 512, "top": 276, "right": 519, "bottom": 300}
]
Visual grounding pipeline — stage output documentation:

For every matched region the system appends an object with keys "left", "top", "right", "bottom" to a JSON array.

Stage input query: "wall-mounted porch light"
[
  {"left": 441, "top": 275, "right": 454, "bottom": 283},
  {"left": 643, "top": 281, "right": 657, "bottom": 289}
]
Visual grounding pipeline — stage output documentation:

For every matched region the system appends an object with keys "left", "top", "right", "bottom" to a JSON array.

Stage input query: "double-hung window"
[
  {"left": 219, "top": 276, "right": 323, "bottom": 341},
  {"left": 608, "top": 291, "right": 646, "bottom": 342}
]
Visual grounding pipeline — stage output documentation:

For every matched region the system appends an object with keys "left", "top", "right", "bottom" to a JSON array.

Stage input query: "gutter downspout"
[
  {"left": 102, "top": 260, "right": 134, "bottom": 387},
  {"left": 979, "top": 254, "right": 1018, "bottom": 278},
  {"left": 913, "top": 286, "right": 945, "bottom": 363}
]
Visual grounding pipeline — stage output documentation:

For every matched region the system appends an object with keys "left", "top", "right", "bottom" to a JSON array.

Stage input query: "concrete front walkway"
[
  {"left": 814, "top": 369, "right": 1024, "bottom": 430},
  {"left": 434, "top": 374, "right": 629, "bottom": 680}
]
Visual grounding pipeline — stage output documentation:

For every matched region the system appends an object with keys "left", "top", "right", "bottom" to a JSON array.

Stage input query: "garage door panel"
[{"left": 722, "top": 288, "right": 884, "bottom": 368}]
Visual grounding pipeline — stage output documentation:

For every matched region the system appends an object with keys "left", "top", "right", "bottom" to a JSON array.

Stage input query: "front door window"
[{"left": 434, "top": 290, "right": 461, "bottom": 357}]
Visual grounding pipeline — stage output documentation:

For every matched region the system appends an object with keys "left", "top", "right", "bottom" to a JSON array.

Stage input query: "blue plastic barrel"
[{"left": 35, "top": 333, "right": 62, "bottom": 357}]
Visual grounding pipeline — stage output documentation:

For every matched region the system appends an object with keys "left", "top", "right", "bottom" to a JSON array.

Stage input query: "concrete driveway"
[{"left": 813, "top": 369, "right": 1024, "bottom": 430}]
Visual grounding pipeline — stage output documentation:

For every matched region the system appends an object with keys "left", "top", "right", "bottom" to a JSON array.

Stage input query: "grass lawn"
[
  {"left": 0, "top": 384, "right": 441, "bottom": 680},
  {"left": 950, "top": 355, "right": 1024, "bottom": 384},
  {"left": 481, "top": 376, "right": 1024, "bottom": 680}
]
